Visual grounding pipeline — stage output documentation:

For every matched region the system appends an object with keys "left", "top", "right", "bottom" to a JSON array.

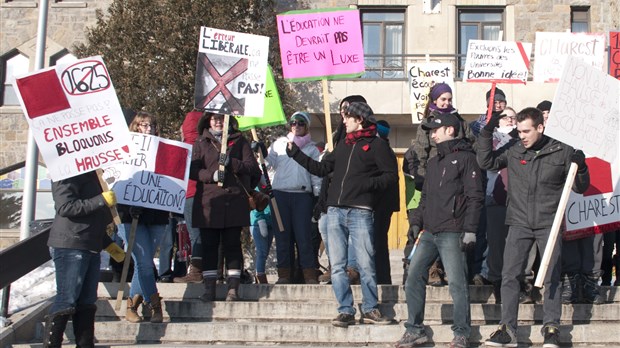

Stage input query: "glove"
[
  {"left": 251, "top": 141, "right": 268, "bottom": 158},
  {"left": 483, "top": 111, "right": 503, "bottom": 132},
  {"left": 129, "top": 206, "right": 143, "bottom": 219},
  {"left": 105, "top": 223, "right": 116, "bottom": 235},
  {"left": 407, "top": 225, "right": 421, "bottom": 242},
  {"left": 213, "top": 169, "right": 226, "bottom": 183},
  {"left": 571, "top": 150, "right": 586, "bottom": 170},
  {"left": 286, "top": 141, "right": 300, "bottom": 157},
  {"left": 257, "top": 219, "right": 269, "bottom": 238},
  {"left": 101, "top": 191, "right": 117, "bottom": 207},
  {"left": 104, "top": 242, "right": 125, "bottom": 263},
  {"left": 218, "top": 153, "right": 230, "bottom": 166},
  {"left": 460, "top": 232, "right": 476, "bottom": 252}
]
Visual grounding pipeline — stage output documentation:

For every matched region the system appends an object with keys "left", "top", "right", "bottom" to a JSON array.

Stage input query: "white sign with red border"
[{"left": 463, "top": 40, "right": 532, "bottom": 84}]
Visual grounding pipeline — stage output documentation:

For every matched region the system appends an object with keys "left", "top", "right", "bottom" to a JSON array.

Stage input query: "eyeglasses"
[
  {"left": 499, "top": 114, "right": 516, "bottom": 120},
  {"left": 139, "top": 123, "right": 155, "bottom": 129},
  {"left": 289, "top": 120, "right": 306, "bottom": 127}
]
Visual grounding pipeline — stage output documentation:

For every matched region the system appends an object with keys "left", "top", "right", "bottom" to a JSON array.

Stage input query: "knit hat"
[
  {"left": 290, "top": 111, "right": 311, "bottom": 126},
  {"left": 537, "top": 100, "right": 552, "bottom": 112},
  {"left": 486, "top": 87, "right": 506, "bottom": 104},
  {"left": 422, "top": 112, "right": 460, "bottom": 131},
  {"left": 181, "top": 110, "right": 203, "bottom": 145},
  {"left": 430, "top": 83, "right": 452, "bottom": 102},
  {"left": 339, "top": 95, "right": 367, "bottom": 111},
  {"left": 376, "top": 120, "right": 390, "bottom": 139},
  {"left": 346, "top": 102, "right": 376, "bottom": 124}
]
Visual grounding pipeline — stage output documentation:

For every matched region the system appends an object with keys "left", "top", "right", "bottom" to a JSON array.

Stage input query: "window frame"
[
  {"left": 456, "top": 7, "right": 505, "bottom": 79},
  {"left": 570, "top": 6, "right": 590, "bottom": 33},
  {"left": 0, "top": 49, "right": 30, "bottom": 107},
  {"left": 359, "top": 7, "right": 407, "bottom": 80}
]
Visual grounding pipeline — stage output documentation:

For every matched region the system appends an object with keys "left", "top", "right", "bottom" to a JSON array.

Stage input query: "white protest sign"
[
  {"left": 195, "top": 27, "right": 270, "bottom": 117},
  {"left": 463, "top": 40, "right": 532, "bottom": 84},
  {"left": 407, "top": 62, "right": 454, "bottom": 123},
  {"left": 13, "top": 56, "right": 133, "bottom": 181},
  {"left": 103, "top": 133, "right": 192, "bottom": 214},
  {"left": 546, "top": 55, "right": 619, "bottom": 163},
  {"left": 534, "top": 32, "right": 605, "bottom": 83}
]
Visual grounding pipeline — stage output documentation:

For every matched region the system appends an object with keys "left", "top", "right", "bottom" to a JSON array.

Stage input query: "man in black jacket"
[
  {"left": 479, "top": 107, "right": 590, "bottom": 348},
  {"left": 45, "top": 170, "right": 116, "bottom": 348},
  {"left": 396, "top": 113, "right": 484, "bottom": 348},
  {"left": 287, "top": 102, "right": 397, "bottom": 328}
]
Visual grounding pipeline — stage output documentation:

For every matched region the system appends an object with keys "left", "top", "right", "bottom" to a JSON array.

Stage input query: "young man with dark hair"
[
  {"left": 287, "top": 102, "right": 398, "bottom": 328},
  {"left": 479, "top": 107, "right": 590, "bottom": 348},
  {"left": 395, "top": 113, "right": 484, "bottom": 348}
]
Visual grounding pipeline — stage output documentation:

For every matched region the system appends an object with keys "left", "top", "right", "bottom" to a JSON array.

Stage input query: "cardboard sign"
[
  {"left": 277, "top": 8, "right": 364, "bottom": 81},
  {"left": 407, "top": 62, "right": 455, "bottom": 123},
  {"left": 610, "top": 31, "right": 620, "bottom": 80},
  {"left": 13, "top": 56, "right": 133, "bottom": 181},
  {"left": 195, "top": 27, "right": 269, "bottom": 117},
  {"left": 235, "top": 65, "right": 287, "bottom": 131},
  {"left": 463, "top": 40, "right": 532, "bottom": 84},
  {"left": 534, "top": 32, "right": 606, "bottom": 83},
  {"left": 546, "top": 56, "right": 619, "bottom": 163},
  {"left": 103, "top": 133, "right": 192, "bottom": 214},
  {"left": 564, "top": 156, "right": 620, "bottom": 240}
]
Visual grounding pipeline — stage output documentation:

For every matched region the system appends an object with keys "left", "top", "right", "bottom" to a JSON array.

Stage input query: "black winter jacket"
[
  {"left": 48, "top": 171, "right": 113, "bottom": 251},
  {"left": 411, "top": 138, "right": 484, "bottom": 234},
  {"left": 288, "top": 135, "right": 398, "bottom": 210},
  {"left": 477, "top": 129, "right": 590, "bottom": 229}
]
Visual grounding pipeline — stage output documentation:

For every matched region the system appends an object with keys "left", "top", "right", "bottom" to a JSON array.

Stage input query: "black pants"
[
  {"left": 373, "top": 207, "right": 393, "bottom": 285},
  {"left": 200, "top": 227, "right": 242, "bottom": 272}
]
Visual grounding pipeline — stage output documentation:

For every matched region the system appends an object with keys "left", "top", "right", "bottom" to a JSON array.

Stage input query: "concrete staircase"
[{"left": 50, "top": 282, "right": 619, "bottom": 346}]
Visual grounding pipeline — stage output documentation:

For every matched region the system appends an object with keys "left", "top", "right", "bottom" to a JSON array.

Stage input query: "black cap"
[
  {"left": 486, "top": 87, "right": 506, "bottom": 103},
  {"left": 346, "top": 102, "right": 376, "bottom": 124},
  {"left": 421, "top": 113, "right": 460, "bottom": 131}
]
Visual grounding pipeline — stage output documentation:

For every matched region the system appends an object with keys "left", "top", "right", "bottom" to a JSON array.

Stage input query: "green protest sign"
[{"left": 236, "top": 65, "right": 286, "bottom": 131}]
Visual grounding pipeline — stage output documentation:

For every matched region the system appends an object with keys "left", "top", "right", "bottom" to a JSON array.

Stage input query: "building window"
[
  {"left": 571, "top": 7, "right": 589, "bottom": 33},
  {"left": 361, "top": 9, "right": 405, "bottom": 79},
  {"left": 1, "top": 51, "right": 29, "bottom": 106},
  {"left": 457, "top": 8, "right": 504, "bottom": 78}
]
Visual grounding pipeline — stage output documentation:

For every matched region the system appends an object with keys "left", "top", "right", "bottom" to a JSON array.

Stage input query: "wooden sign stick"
[
  {"left": 96, "top": 169, "right": 121, "bottom": 225},
  {"left": 218, "top": 114, "right": 230, "bottom": 187},
  {"left": 114, "top": 216, "right": 139, "bottom": 310},
  {"left": 322, "top": 79, "right": 334, "bottom": 152}
]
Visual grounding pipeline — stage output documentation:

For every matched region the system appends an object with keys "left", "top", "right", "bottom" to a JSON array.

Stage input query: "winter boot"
[
  {"left": 43, "top": 307, "right": 74, "bottom": 348},
  {"left": 276, "top": 268, "right": 291, "bottom": 284},
  {"left": 346, "top": 267, "right": 360, "bottom": 285},
  {"left": 225, "top": 277, "right": 241, "bottom": 301},
  {"left": 149, "top": 293, "right": 164, "bottom": 323},
  {"left": 72, "top": 304, "right": 97, "bottom": 348},
  {"left": 199, "top": 276, "right": 217, "bottom": 302},
  {"left": 303, "top": 268, "right": 319, "bottom": 284},
  {"left": 582, "top": 272, "right": 605, "bottom": 304},
  {"left": 318, "top": 266, "right": 331, "bottom": 283},
  {"left": 125, "top": 294, "right": 143, "bottom": 323},
  {"left": 255, "top": 273, "right": 268, "bottom": 284},
  {"left": 561, "top": 273, "right": 579, "bottom": 304},
  {"left": 428, "top": 260, "right": 447, "bottom": 286},
  {"left": 173, "top": 258, "right": 203, "bottom": 283}
]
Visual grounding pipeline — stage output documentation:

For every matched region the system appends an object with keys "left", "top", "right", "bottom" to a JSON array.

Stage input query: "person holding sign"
[
  {"left": 396, "top": 113, "right": 484, "bottom": 348},
  {"left": 44, "top": 170, "right": 115, "bottom": 347},
  {"left": 470, "top": 88, "right": 508, "bottom": 137},
  {"left": 478, "top": 108, "right": 590, "bottom": 348},
  {"left": 191, "top": 112, "right": 261, "bottom": 302},
  {"left": 286, "top": 102, "right": 397, "bottom": 328},
  {"left": 117, "top": 112, "right": 169, "bottom": 324}
]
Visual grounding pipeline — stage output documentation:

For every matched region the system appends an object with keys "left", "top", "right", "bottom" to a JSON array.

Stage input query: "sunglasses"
[{"left": 289, "top": 120, "right": 306, "bottom": 127}]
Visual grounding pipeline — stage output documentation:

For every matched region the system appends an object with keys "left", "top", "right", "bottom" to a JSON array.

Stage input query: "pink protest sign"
[{"left": 277, "top": 8, "right": 364, "bottom": 81}]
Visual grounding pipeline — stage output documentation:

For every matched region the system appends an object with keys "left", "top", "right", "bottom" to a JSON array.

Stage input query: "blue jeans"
[
  {"left": 318, "top": 213, "right": 357, "bottom": 271},
  {"left": 50, "top": 248, "right": 100, "bottom": 313},
  {"left": 118, "top": 222, "right": 165, "bottom": 301},
  {"left": 273, "top": 191, "right": 315, "bottom": 270},
  {"left": 184, "top": 197, "right": 202, "bottom": 259},
  {"left": 404, "top": 232, "right": 471, "bottom": 338},
  {"left": 251, "top": 217, "right": 274, "bottom": 274},
  {"left": 326, "top": 206, "right": 377, "bottom": 315},
  {"left": 158, "top": 216, "right": 176, "bottom": 277}
]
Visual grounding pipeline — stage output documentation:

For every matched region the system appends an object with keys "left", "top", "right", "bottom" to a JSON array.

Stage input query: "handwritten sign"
[
  {"left": 277, "top": 8, "right": 364, "bottom": 81},
  {"left": 463, "top": 40, "right": 532, "bottom": 84},
  {"left": 610, "top": 32, "right": 620, "bottom": 80},
  {"left": 534, "top": 32, "right": 605, "bottom": 83},
  {"left": 564, "top": 156, "right": 620, "bottom": 240},
  {"left": 13, "top": 56, "right": 133, "bottom": 181},
  {"left": 407, "top": 62, "right": 455, "bottom": 123},
  {"left": 103, "top": 133, "right": 192, "bottom": 214},
  {"left": 195, "top": 27, "right": 269, "bottom": 116},
  {"left": 236, "top": 65, "right": 287, "bottom": 131},
  {"left": 546, "top": 55, "right": 619, "bottom": 163}
]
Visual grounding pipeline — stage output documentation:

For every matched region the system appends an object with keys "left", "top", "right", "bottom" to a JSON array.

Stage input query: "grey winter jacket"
[{"left": 476, "top": 128, "right": 590, "bottom": 229}]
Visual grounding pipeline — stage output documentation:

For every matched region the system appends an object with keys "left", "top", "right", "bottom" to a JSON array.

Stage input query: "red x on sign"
[{"left": 196, "top": 54, "right": 248, "bottom": 114}]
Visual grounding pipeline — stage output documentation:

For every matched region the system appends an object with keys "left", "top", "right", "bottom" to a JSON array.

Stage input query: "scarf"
[
  {"left": 209, "top": 128, "right": 223, "bottom": 143},
  {"left": 287, "top": 132, "right": 312, "bottom": 149},
  {"left": 428, "top": 103, "right": 456, "bottom": 114},
  {"left": 345, "top": 125, "right": 377, "bottom": 145}
]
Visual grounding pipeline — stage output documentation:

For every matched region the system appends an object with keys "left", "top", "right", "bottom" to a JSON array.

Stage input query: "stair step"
[
  {"left": 97, "top": 282, "right": 620, "bottom": 303},
  {"left": 54, "top": 322, "right": 620, "bottom": 345},
  {"left": 95, "top": 298, "right": 620, "bottom": 323}
]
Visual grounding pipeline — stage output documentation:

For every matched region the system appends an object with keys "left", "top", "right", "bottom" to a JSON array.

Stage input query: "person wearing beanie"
[
  {"left": 471, "top": 87, "right": 508, "bottom": 137},
  {"left": 536, "top": 100, "right": 552, "bottom": 125},
  {"left": 265, "top": 111, "right": 322, "bottom": 284},
  {"left": 174, "top": 110, "right": 206, "bottom": 284},
  {"left": 286, "top": 101, "right": 398, "bottom": 328}
]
